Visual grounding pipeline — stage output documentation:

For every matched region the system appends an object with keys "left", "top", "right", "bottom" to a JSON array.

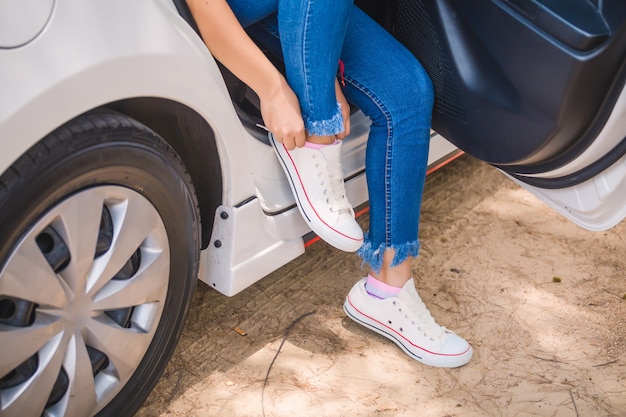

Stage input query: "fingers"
[
  {"left": 280, "top": 136, "right": 295, "bottom": 150},
  {"left": 278, "top": 135, "right": 297, "bottom": 151},
  {"left": 294, "top": 131, "right": 307, "bottom": 148},
  {"left": 260, "top": 77, "right": 353, "bottom": 148},
  {"left": 271, "top": 125, "right": 306, "bottom": 150},
  {"left": 258, "top": 79, "right": 308, "bottom": 150}
]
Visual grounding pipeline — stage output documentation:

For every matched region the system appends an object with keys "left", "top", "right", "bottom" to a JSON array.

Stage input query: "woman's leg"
[
  {"left": 227, "top": 0, "right": 364, "bottom": 252},
  {"left": 340, "top": 6, "right": 473, "bottom": 367},
  {"left": 341, "top": 8, "right": 431, "bottom": 276},
  {"left": 228, "top": 0, "right": 351, "bottom": 141},
  {"left": 277, "top": 0, "right": 352, "bottom": 143}
]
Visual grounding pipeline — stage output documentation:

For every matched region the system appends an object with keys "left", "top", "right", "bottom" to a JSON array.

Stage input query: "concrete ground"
[{"left": 137, "top": 154, "right": 626, "bottom": 417}]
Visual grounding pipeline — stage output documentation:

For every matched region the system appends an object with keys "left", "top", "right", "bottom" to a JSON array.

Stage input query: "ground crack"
[{"left": 262, "top": 310, "right": 316, "bottom": 417}]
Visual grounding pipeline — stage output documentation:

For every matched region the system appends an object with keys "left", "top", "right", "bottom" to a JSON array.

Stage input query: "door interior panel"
[
  {"left": 505, "top": 0, "right": 609, "bottom": 51},
  {"left": 391, "top": 0, "right": 626, "bottom": 174}
]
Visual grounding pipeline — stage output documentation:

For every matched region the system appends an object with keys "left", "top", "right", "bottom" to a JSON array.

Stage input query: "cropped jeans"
[{"left": 228, "top": 0, "right": 435, "bottom": 272}]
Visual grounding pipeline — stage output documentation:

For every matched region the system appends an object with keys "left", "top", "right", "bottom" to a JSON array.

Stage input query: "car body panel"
[
  {"left": 508, "top": 155, "right": 626, "bottom": 231},
  {"left": 508, "top": 83, "right": 626, "bottom": 231},
  {"left": 0, "top": 0, "right": 54, "bottom": 48},
  {"left": 525, "top": 86, "right": 626, "bottom": 179},
  {"left": 0, "top": 1, "right": 252, "bottom": 206}
]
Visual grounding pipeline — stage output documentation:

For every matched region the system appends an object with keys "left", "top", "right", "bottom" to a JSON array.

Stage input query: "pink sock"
[
  {"left": 365, "top": 274, "right": 402, "bottom": 300},
  {"left": 303, "top": 139, "right": 340, "bottom": 150}
]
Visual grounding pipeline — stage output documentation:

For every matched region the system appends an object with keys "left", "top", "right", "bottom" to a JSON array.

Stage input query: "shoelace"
[
  {"left": 403, "top": 294, "right": 447, "bottom": 340},
  {"left": 316, "top": 155, "right": 352, "bottom": 213}
]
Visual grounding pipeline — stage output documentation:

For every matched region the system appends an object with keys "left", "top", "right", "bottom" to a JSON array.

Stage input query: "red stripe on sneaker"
[
  {"left": 305, "top": 206, "right": 369, "bottom": 248},
  {"left": 281, "top": 142, "right": 363, "bottom": 242},
  {"left": 346, "top": 294, "right": 471, "bottom": 357}
]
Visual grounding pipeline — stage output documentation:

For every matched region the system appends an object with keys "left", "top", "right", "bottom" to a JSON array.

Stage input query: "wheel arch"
[{"left": 107, "top": 98, "right": 223, "bottom": 250}]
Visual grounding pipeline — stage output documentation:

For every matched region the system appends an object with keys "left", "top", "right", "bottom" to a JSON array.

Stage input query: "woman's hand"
[
  {"left": 186, "top": 0, "right": 306, "bottom": 150},
  {"left": 259, "top": 77, "right": 306, "bottom": 151},
  {"left": 335, "top": 79, "right": 350, "bottom": 139}
]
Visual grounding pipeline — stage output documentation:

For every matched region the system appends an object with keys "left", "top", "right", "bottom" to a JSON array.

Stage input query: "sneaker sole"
[
  {"left": 269, "top": 134, "right": 363, "bottom": 252},
  {"left": 343, "top": 296, "right": 473, "bottom": 368}
]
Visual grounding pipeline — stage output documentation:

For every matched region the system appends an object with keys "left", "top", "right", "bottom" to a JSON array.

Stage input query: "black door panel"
[
  {"left": 392, "top": 0, "right": 626, "bottom": 172},
  {"left": 504, "top": 0, "right": 609, "bottom": 51}
]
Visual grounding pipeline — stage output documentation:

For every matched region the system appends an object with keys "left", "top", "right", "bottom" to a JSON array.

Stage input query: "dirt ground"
[{"left": 137, "top": 155, "right": 626, "bottom": 417}]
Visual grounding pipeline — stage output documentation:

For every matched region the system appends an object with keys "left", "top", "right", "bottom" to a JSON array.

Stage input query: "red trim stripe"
[
  {"left": 346, "top": 294, "right": 471, "bottom": 357},
  {"left": 426, "top": 150, "right": 465, "bottom": 175},
  {"left": 283, "top": 143, "right": 363, "bottom": 242}
]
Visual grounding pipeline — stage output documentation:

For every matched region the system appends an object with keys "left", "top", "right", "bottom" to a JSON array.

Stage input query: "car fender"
[{"left": 0, "top": 0, "right": 256, "bottom": 207}]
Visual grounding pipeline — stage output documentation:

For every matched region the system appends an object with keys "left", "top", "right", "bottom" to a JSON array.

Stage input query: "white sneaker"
[
  {"left": 344, "top": 277, "right": 473, "bottom": 368},
  {"left": 269, "top": 133, "right": 363, "bottom": 252}
]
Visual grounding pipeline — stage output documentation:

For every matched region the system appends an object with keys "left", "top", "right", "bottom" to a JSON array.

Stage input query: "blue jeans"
[
  {"left": 229, "top": 0, "right": 351, "bottom": 135},
  {"left": 228, "top": 0, "right": 435, "bottom": 272}
]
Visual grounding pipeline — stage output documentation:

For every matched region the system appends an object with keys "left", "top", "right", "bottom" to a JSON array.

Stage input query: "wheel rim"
[{"left": 0, "top": 186, "right": 170, "bottom": 417}]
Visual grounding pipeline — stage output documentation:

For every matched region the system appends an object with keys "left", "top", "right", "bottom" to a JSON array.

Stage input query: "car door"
[{"left": 378, "top": 0, "right": 626, "bottom": 230}]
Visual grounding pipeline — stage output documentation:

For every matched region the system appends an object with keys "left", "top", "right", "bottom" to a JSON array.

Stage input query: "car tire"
[{"left": 0, "top": 109, "right": 200, "bottom": 417}]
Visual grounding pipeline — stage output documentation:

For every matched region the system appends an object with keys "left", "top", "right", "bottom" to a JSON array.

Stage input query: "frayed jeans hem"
[
  {"left": 304, "top": 102, "right": 344, "bottom": 136},
  {"left": 357, "top": 233, "right": 420, "bottom": 273}
]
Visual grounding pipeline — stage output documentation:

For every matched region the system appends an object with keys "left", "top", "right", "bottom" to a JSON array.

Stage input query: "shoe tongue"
[
  {"left": 397, "top": 278, "right": 431, "bottom": 313},
  {"left": 399, "top": 278, "right": 419, "bottom": 300},
  {"left": 398, "top": 279, "right": 447, "bottom": 338}
]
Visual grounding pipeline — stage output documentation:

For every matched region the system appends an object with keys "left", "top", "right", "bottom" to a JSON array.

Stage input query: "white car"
[{"left": 1, "top": 1, "right": 624, "bottom": 416}]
